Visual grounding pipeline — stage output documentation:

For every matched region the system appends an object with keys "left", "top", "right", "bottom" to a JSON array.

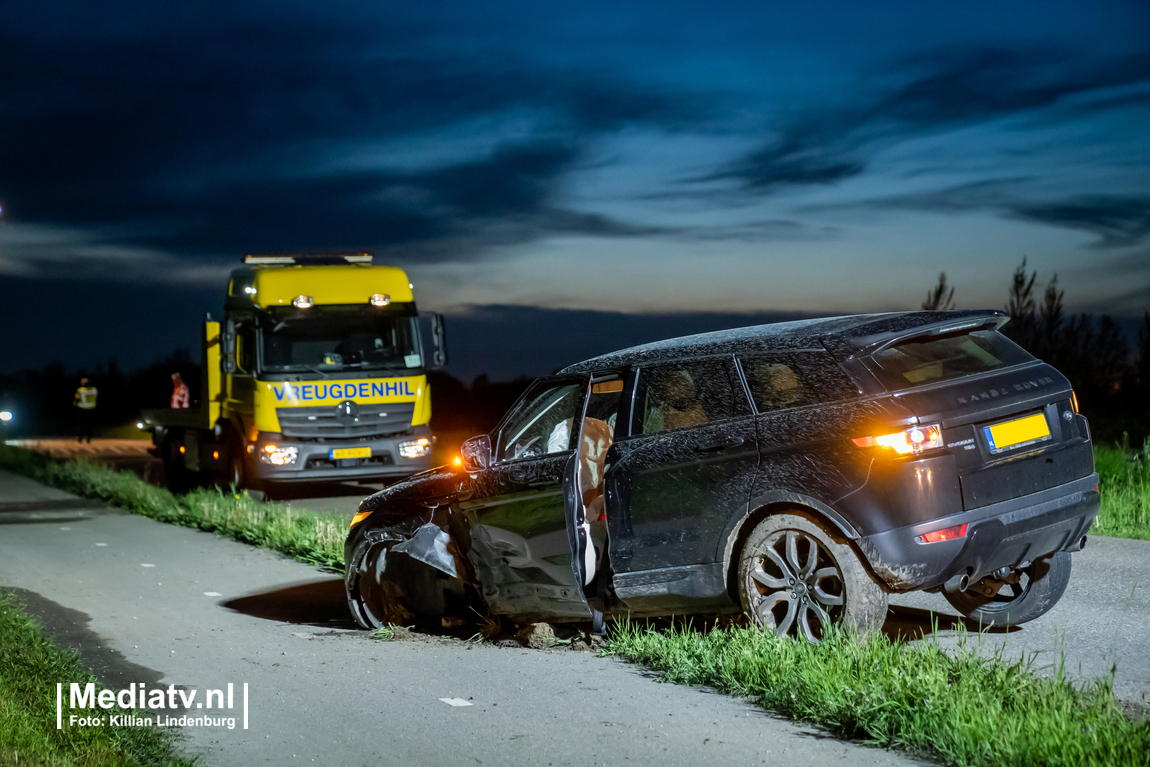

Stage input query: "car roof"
[{"left": 558, "top": 310, "right": 1007, "bottom": 374}]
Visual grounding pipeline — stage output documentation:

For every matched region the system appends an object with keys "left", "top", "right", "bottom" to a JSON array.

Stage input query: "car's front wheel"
[
  {"left": 943, "top": 552, "right": 1071, "bottom": 627},
  {"left": 737, "top": 514, "right": 888, "bottom": 642}
]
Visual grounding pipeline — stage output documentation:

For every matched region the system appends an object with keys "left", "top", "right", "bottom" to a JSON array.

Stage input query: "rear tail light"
[
  {"left": 917, "top": 523, "right": 967, "bottom": 544},
  {"left": 852, "top": 424, "right": 943, "bottom": 455}
]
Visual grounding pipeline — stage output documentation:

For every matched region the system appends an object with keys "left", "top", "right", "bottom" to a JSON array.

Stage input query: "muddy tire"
[
  {"left": 737, "top": 513, "right": 887, "bottom": 642},
  {"left": 943, "top": 552, "right": 1071, "bottom": 627},
  {"left": 350, "top": 543, "right": 451, "bottom": 629}
]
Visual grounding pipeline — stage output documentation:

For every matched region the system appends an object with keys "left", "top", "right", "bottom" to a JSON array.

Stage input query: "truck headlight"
[
  {"left": 398, "top": 438, "right": 432, "bottom": 459},
  {"left": 259, "top": 444, "right": 299, "bottom": 465}
]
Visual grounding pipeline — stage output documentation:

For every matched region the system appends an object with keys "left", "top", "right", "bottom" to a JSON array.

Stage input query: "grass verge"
[
  {"left": 607, "top": 621, "right": 1149, "bottom": 767},
  {"left": 0, "top": 590, "right": 197, "bottom": 767},
  {"left": 0, "top": 444, "right": 347, "bottom": 571},
  {"left": 1093, "top": 441, "right": 1150, "bottom": 541}
]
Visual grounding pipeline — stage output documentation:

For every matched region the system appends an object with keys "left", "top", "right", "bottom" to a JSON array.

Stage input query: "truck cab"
[{"left": 146, "top": 253, "right": 446, "bottom": 494}]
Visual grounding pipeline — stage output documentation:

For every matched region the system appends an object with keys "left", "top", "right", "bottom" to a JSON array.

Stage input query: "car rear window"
[{"left": 867, "top": 330, "right": 1033, "bottom": 390}]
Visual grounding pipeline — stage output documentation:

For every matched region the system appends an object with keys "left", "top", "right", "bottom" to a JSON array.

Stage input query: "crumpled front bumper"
[{"left": 858, "top": 474, "right": 1099, "bottom": 592}]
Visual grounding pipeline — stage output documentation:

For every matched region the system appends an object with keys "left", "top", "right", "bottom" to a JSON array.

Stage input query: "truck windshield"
[
  {"left": 260, "top": 309, "right": 421, "bottom": 374},
  {"left": 866, "top": 330, "right": 1033, "bottom": 390}
]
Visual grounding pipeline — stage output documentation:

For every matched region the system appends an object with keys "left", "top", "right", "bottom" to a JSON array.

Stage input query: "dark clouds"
[
  {"left": 1010, "top": 197, "right": 1150, "bottom": 249},
  {"left": 821, "top": 183, "right": 1150, "bottom": 250},
  {"left": 701, "top": 47, "right": 1150, "bottom": 197},
  {"left": 0, "top": 1, "right": 707, "bottom": 263}
]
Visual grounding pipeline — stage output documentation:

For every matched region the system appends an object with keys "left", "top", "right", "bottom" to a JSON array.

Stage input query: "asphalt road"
[{"left": 0, "top": 469, "right": 928, "bottom": 767}]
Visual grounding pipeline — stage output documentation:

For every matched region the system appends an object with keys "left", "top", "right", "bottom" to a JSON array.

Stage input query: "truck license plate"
[
  {"left": 330, "top": 447, "right": 371, "bottom": 460},
  {"left": 983, "top": 412, "right": 1051, "bottom": 454}
]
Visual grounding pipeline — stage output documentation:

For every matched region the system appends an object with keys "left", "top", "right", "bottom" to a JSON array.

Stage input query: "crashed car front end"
[{"left": 344, "top": 467, "right": 467, "bottom": 628}]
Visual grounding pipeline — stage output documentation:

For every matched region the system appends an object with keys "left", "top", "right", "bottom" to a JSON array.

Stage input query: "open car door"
[
  {"left": 564, "top": 374, "right": 627, "bottom": 622},
  {"left": 458, "top": 376, "right": 593, "bottom": 619}
]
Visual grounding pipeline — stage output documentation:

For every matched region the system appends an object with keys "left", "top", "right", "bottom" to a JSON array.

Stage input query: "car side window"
[
  {"left": 496, "top": 383, "right": 582, "bottom": 462},
  {"left": 638, "top": 361, "right": 734, "bottom": 435},
  {"left": 739, "top": 355, "right": 814, "bottom": 412}
]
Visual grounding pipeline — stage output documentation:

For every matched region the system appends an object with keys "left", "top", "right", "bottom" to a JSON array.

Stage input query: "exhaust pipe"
[
  {"left": 1067, "top": 535, "right": 1088, "bottom": 553},
  {"left": 943, "top": 571, "right": 970, "bottom": 594}
]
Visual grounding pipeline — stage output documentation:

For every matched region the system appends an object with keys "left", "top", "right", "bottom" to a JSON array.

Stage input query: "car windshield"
[
  {"left": 867, "top": 329, "right": 1033, "bottom": 390},
  {"left": 260, "top": 308, "right": 421, "bottom": 373}
]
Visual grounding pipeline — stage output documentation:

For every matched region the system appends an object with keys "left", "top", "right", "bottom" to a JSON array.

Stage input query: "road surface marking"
[
  {"left": 439, "top": 698, "right": 473, "bottom": 707},
  {"left": 95, "top": 543, "right": 108, "bottom": 547},
  {"left": 141, "top": 563, "right": 156, "bottom": 567},
  {"left": 203, "top": 591, "right": 222, "bottom": 596}
]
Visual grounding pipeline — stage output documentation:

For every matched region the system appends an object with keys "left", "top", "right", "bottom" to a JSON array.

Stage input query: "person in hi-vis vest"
[{"left": 73, "top": 377, "right": 97, "bottom": 444}]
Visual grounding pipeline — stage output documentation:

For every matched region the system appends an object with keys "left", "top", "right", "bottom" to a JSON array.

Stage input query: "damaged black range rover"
[{"left": 344, "top": 311, "right": 1098, "bottom": 641}]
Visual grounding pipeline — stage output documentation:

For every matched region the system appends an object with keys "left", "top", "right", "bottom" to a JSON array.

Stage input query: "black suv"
[{"left": 344, "top": 311, "right": 1098, "bottom": 641}]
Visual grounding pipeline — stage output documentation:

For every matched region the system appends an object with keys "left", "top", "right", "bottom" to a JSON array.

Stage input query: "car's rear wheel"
[
  {"left": 737, "top": 514, "right": 887, "bottom": 642},
  {"left": 943, "top": 552, "right": 1071, "bottom": 627}
]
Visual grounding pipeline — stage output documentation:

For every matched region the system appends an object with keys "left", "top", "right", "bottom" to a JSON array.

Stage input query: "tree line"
[{"left": 924, "top": 260, "right": 1149, "bottom": 444}]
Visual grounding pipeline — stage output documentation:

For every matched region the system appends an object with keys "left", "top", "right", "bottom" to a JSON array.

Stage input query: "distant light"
[
  {"left": 136, "top": 422, "right": 145, "bottom": 429},
  {"left": 0, "top": 411, "right": 12, "bottom": 422},
  {"left": 292, "top": 295, "right": 314, "bottom": 309},
  {"left": 179, "top": 445, "right": 186, "bottom": 454},
  {"left": 244, "top": 286, "right": 257, "bottom": 295},
  {"left": 369, "top": 293, "right": 390, "bottom": 307}
]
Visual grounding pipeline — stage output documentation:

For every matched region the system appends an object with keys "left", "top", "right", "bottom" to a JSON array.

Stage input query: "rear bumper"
[{"left": 857, "top": 474, "right": 1099, "bottom": 592}]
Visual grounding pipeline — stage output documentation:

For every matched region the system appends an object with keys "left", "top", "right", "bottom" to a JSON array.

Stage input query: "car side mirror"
[
  {"left": 460, "top": 434, "right": 491, "bottom": 472},
  {"left": 223, "top": 319, "right": 237, "bottom": 374}
]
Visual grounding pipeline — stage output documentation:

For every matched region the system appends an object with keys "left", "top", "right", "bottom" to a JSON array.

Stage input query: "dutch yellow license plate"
[
  {"left": 329, "top": 447, "right": 371, "bottom": 460},
  {"left": 983, "top": 412, "right": 1051, "bottom": 454}
]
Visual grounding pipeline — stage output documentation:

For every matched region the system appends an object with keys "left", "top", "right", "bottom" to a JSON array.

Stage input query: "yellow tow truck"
[{"left": 143, "top": 253, "right": 446, "bottom": 494}]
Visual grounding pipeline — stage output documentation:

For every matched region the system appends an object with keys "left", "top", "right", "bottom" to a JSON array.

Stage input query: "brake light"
[
  {"left": 852, "top": 424, "right": 943, "bottom": 455},
  {"left": 919, "top": 524, "right": 967, "bottom": 543}
]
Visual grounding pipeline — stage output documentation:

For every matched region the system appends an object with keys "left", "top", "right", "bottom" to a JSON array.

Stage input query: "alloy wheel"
[{"left": 745, "top": 529, "right": 845, "bottom": 642}]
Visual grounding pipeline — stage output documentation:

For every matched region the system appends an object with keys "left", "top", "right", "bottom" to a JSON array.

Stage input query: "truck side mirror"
[
  {"left": 223, "top": 319, "right": 237, "bottom": 374},
  {"left": 430, "top": 313, "right": 447, "bottom": 370},
  {"left": 460, "top": 434, "right": 491, "bottom": 471}
]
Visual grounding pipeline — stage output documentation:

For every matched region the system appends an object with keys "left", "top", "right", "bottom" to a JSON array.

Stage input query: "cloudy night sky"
[{"left": 1, "top": 1, "right": 1148, "bottom": 381}]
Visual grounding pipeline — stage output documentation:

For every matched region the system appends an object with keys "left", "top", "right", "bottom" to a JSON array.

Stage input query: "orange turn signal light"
[
  {"left": 453, "top": 456, "right": 463, "bottom": 467},
  {"left": 918, "top": 523, "right": 967, "bottom": 544},
  {"left": 179, "top": 445, "right": 186, "bottom": 454},
  {"left": 1071, "top": 391, "right": 1079, "bottom": 413},
  {"left": 852, "top": 424, "right": 943, "bottom": 455},
  {"left": 350, "top": 510, "right": 371, "bottom": 528}
]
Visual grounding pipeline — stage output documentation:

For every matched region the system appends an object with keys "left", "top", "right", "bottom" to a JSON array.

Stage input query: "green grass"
[
  {"left": 607, "top": 621, "right": 1149, "bottom": 767},
  {"left": 1093, "top": 441, "right": 1150, "bottom": 541},
  {"left": 0, "top": 591, "right": 197, "bottom": 767},
  {"left": 0, "top": 444, "right": 348, "bottom": 572},
  {"left": 4, "top": 441, "right": 1150, "bottom": 765}
]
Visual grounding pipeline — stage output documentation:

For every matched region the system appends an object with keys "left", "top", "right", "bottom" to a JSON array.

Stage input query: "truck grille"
[{"left": 276, "top": 403, "right": 415, "bottom": 440}]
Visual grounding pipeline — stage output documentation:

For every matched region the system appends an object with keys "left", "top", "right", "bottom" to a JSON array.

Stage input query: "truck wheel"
[
  {"left": 162, "top": 435, "right": 194, "bottom": 494},
  {"left": 228, "top": 437, "right": 263, "bottom": 497},
  {"left": 943, "top": 552, "right": 1071, "bottom": 627},
  {"left": 738, "top": 514, "right": 887, "bottom": 642}
]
